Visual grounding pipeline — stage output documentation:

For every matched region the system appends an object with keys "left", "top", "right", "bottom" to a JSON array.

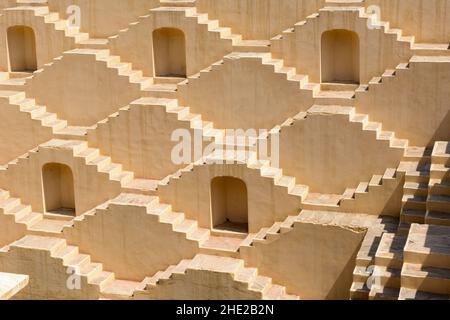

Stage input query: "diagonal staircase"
[
  {"left": 134, "top": 254, "right": 299, "bottom": 300},
  {"left": 0, "top": 90, "right": 89, "bottom": 140},
  {"left": 13, "top": 0, "right": 109, "bottom": 49},
  {"left": 1, "top": 234, "right": 299, "bottom": 300},
  {"left": 0, "top": 235, "right": 141, "bottom": 299},
  {"left": 0, "top": 188, "right": 72, "bottom": 240},
  {"left": 368, "top": 233, "right": 406, "bottom": 300},
  {"left": 67, "top": 192, "right": 260, "bottom": 258},
  {"left": 271, "top": 6, "right": 449, "bottom": 60},
  {"left": 399, "top": 224, "right": 450, "bottom": 299},
  {"left": 426, "top": 142, "right": 450, "bottom": 226}
]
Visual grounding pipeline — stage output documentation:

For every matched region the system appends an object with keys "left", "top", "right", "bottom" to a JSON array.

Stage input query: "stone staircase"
[
  {"left": 268, "top": 104, "right": 408, "bottom": 211},
  {"left": 164, "top": 146, "right": 401, "bottom": 217},
  {"left": 0, "top": 139, "right": 161, "bottom": 199},
  {"left": 134, "top": 254, "right": 299, "bottom": 300},
  {"left": 48, "top": 48, "right": 154, "bottom": 91},
  {"left": 1, "top": 45, "right": 228, "bottom": 144},
  {"left": 90, "top": 96, "right": 222, "bottom": 147},
  {"left": 2, "top": 9, "right": 440, "bottom": 156},
  {"left": 14, "top": 0, "right": 109, "bottom": 49},
  {"left": 0, "top": 90, "right": 89, "bottom": 140},
  {"left": 168, "top": 0, "right": 450, "bottom": 56},
  {"left": 399, "top": 223, "right": 450, "bottom": 300},
  {"left": 352, "top": 223, "right": 450, "bottom": 300},
  {"left": 368, "top": 233, "right": 406, "bottom": 299},
  {"left": 271, "top": 6, "right": 449, "bottom": 58},
  {"left": 177, "top": 149, "right": 311, "bottom": 203},
  {"left": 3, "top": 50, "right": 156, "bottom": 142},
  {"left": 426, "top": 142, "right": 450, "bottom": 226},
  {"left": 181, "top": 52, "right": 358, "bottom": 107},
  {"left": 397, "top": 147, "right": 433, "bottom": 234},
  {"left": 0, "top": 72, "right": 33, "bottom": 91},
  {"left": 239, "top": 216, "right": 298, "bottom": 247},
  {"left": 242, "top": 210, "right": 391, "bottom": 249},
  {"left": 0, "top": 140, "right": 126, "bottom": 186},
  {"left": 151, "top": 6, "right": 270, "bottom": 53},
  {"left": 69, "top": 192, "right": 261, "bottom": 258},
  {"left": 0, "top": 188, "right": 72, "bottom": 238},
  {"left": 3, "top": 49, "right": 416, "bottom": 211},
  {"left": 325, "top": 0, "right": 365, "bottom": 6},
  {"left": 0, "top": 272, "right": 29, "bottom": 300},
  {"left": 126, "top": 3, "right": 448, "bottom": 105},
  {"left": 0, "top": 0, "right": 447, "bottom": 301},
  {"left": 1, "top": 234, "right": 298, "bottom": 300},
  {"left": 305, "top": 174, "right": 400, "bottom": 212},
  {"left": 349, "top": 220, "right": 398, "bottom": 299},
  {"left": 160, "top": 0, "right": 198, "bottom": 7},
  {"left": 0, "top": 235, "right": 141, "bottom": 299},
  {"left": 281, "top": 105, "right": 409, "bottom": 150}
]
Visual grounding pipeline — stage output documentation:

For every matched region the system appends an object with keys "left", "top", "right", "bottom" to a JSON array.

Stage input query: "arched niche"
[
  {"left": 321, "top": 29, "right": 360, "bottom": 84},
  {"left": 210, "top": 176, "right": 248, "bottom": 233},
  {"left": 7, "top": 25, "right": 37, "bottom": 73},
  {"left": 152, "top": 27, "right": 187, "bottom": 77},
  {"left": 42, "top": 163, "right": 76, "bottom": 216}
]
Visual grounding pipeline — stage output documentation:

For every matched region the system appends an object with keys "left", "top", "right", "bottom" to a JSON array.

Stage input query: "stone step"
[
  {"left": 403, "top": 182, "right": 428, "bottom": 196},
  {"left": 0, "top": 272, "right": 29, "bottom": 300},
  {"left": 429, "top": 180, "right": 450, "bottom": 196},
  {"left": 402, "top": 195, "right": 427, "bottom": 211},
  {"left": 28, "top": 218, "right": 72, "bottom": 235},
  {"left": 425, "top": 211, "right": 450, "bottom": 227},
  {"left": 369, "top": 285, "right": 400, "bottom": 300},
  {"left": 399, "top": 287, "right": 450, "bottom": 300},
  {"left": 373, "top": 266, "right": 401, "bottom": 288},
  {"left": 404, "top": 224, "right": 450, "bottom": 268},
  {"left": 400, "top": 209, "right": 426, "bottom": 224},
  {"left": 352, "top": 265, "right": 371, "bottom": 283},
  {"left": 101, "top": 280, "right": 141, "bottom": 300},
  {"left": 402, "top": 263, "right": 450, "bottom": 295},
  {"left": 430, "top": 164, "right": 449, "bottom": 180},
  {"left": 350, "top": 281, "right": 369, "bottom": 300},
  {"left": 427, "top": 195, "right": 450, "bottom": 213},
  {"left": 143, "top": 254, "right": 298, "bottom": 299},
  {"left": 375, "top": 233, "right": 406, "bottom": 268},
  {"left": 432, "top": 141, "right": 450, "bottom": 165}
]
